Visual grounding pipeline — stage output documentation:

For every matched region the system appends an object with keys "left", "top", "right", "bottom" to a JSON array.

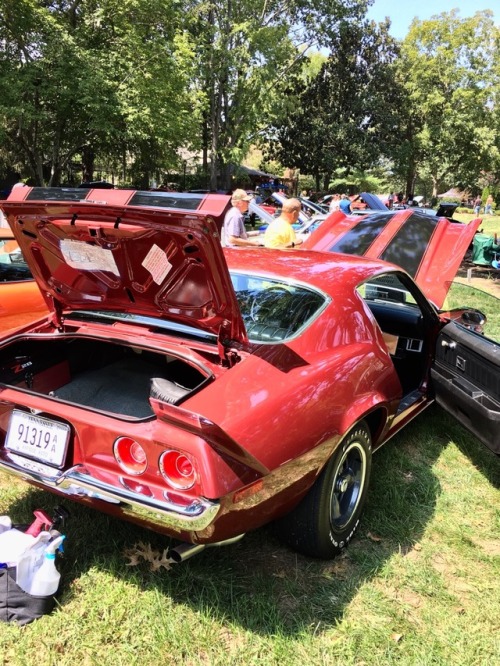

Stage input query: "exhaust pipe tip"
[
  {"left": 168, "top": 534, "right": 246, "bottom": 563},
  {"left": 168, "top": 542, "right": 206, "bottom": 563}
]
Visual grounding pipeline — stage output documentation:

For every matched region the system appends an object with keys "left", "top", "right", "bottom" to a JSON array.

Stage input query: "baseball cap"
[{"left": 231, "top": 188, "right": 253, "bottom": 202}]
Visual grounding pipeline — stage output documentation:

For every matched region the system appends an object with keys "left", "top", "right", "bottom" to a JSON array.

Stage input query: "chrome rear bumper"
[{"left": 0, "top": 452, "right": 220, "bottom": 532}]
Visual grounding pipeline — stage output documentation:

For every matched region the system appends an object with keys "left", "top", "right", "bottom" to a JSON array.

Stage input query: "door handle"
[{"left": 441, "top": 339, "right": 456, "bottom": 349}]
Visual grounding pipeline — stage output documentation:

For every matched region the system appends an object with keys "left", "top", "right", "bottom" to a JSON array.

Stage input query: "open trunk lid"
[{"left": 1, "top": 188, "right": 248, "bottom": 357}]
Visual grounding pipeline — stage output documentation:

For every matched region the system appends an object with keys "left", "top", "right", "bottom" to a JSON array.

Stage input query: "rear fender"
[{"left": 339, "top": 395, "right": 392, "bottom": 444}]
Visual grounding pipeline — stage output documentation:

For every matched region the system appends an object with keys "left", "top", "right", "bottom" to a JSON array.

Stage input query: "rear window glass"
[
  {"left": 230, "top": 273, "right": 327, "bottom": 342},
  {"left": 380, "top": 214, "right": 437, "bottom": 277},
  {"left": 329, "top": 213, "right": 391, "bottom": 254},
  {"left": 129, "top": 192, "right": 202, "bottom": 210}
]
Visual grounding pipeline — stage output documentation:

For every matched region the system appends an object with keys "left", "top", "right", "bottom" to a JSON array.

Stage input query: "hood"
[
  {"left": 248, "top": 199, "right": 275, "bottom": 225},
  {"left": 303, "top": 208, "right": 481, "bottom": 308},
  {"left": 357, "top": 192, "right": 388, "bottom": 211},
  {"left": 1, "top": 188, "right": 248, "bottom": 356}
]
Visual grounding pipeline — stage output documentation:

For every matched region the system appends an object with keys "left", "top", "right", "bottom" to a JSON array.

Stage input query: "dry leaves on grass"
[
  {"left": 322, "top": 551, "right": 351, "bottom": 579},
  {"left": 366, "top": 531, "right": 383, "bottom": 542},
  {"left": 381, "top": 583, "right": 424, "bottom": 610},
  {"left": 123, "top": 540, "right": 176, "bottom": 571}
]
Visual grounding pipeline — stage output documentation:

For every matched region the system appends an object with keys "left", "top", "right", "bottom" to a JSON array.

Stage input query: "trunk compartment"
[{"left": 0, "top": 337, "right": 209, "bottom": 419}]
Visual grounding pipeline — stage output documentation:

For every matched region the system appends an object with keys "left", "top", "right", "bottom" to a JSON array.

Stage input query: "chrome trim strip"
[{"left": 0, "top": 454, "right": 220, "bottom": 532}]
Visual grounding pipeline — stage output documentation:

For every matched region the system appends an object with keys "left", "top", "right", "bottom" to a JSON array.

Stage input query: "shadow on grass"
[{"left": 3, "top": 406, "right": 497, "bottom": 637}]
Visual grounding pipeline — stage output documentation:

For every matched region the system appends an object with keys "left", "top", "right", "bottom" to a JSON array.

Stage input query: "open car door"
[{"left": 431, "top": 321, "right": 500, "bottom": 455}]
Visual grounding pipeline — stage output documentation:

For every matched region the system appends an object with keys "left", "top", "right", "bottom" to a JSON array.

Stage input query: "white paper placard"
[
  {"left": 60, "top": 239, "right": 120, "bottom": 275},
  {"left": 142, "top": 244, "right": 172, "bottom": 285}
]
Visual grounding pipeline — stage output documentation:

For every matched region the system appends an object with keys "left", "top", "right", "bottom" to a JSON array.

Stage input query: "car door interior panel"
[{"left": 431, "top": 321, "right": 500, "bottom": 455}]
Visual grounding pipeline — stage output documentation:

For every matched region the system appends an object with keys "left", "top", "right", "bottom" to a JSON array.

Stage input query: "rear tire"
[{"left": 277, "top": 421, "right": 372, "bottom": 559}]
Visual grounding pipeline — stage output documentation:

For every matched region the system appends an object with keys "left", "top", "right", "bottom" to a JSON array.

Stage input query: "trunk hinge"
[
  {"left": 48, "top": 297, "right": 65, "bottom": 332},
  {"left": 218, "top": 320, "right": 241, "bottom": 368},
  {"left": 224, "top": 347, "right": 240, "bottom": 368}
]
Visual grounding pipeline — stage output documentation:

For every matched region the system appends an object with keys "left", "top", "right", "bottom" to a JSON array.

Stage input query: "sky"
[{"left": 366, "top": 1, "right": 499, "bottom": 39}]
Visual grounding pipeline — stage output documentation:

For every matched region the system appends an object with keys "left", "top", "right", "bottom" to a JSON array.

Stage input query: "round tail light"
[
  {"left": 113, "top": 437, "right": 147, "bottom": 475},
  {"left": 159, "top": 450, "right": 196, "bottom": 489}
]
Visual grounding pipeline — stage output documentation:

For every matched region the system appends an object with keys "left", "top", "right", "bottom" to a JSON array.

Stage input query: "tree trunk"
[
  {"left": 82, "top": 146, "right": 95, "bottom": 183},
  {"left": 431, "top": 176, "right": 439, "bottom": 199},
  {"left": 405, "top": 170, "right": 416, "bottom": 198},
  {"left": 202, "top": 109, "right": 209, "bottom": 185},
  {"left": 209, "top": 79, "right": 223, "bottom": 191}
]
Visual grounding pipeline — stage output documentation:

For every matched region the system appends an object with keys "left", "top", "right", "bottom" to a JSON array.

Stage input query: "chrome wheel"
[{"left": 329, "top": 440, "right": 367, "bottom": 531}]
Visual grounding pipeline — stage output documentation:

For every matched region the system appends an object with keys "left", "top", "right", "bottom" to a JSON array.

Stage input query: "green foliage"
[
  {"left": 2, "top": 3, "right": 500, "bottom": 193},
  {"left": 329, "top": 168, "right": 388, "bottom": 194},
  {"left": 268, "top": 18, "right": 402, "bottom": 189},
  {"left": 188, "top": 0, "right": 370, "bottom": 188},
  {"left": 394, "top": 10, "right": 500, "bottom": 196},
  {"left": 0, "top": 0, "right": 195, "bottom": 185}
]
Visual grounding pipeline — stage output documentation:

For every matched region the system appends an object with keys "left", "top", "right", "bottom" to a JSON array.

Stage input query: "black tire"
[{"left": 277, "top": 421, "right": 372, "bottom": 559}]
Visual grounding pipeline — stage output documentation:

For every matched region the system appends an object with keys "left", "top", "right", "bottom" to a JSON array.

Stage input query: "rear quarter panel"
[{"left": 185, "top": 298, "right": 402, "bottom": 475}]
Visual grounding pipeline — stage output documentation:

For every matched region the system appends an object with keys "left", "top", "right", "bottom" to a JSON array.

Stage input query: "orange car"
[{"left": 0, "top": 225, "right": 48, "bottom": 332}]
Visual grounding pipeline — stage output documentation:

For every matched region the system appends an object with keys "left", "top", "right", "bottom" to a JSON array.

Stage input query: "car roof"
[{"left": 225, "top": 247, "right": 399, "bottom": 298}]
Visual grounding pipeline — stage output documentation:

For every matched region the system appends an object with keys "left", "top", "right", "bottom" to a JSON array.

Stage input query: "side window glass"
[
  {"left": 442, "top": 282, "right": 500, "bottom": 344},
  {"left": 356, "top": 273, "right": 419, "bottom": 307}
]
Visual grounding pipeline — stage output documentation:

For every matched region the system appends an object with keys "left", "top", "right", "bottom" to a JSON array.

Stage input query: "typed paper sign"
[{"left": 60, "top": 239, "right": 119, "bottom": 276}]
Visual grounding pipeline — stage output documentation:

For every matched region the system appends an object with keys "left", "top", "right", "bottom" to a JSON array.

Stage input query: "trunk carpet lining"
[{"left": 54, "top": 357, "right": 170, "bottom": 418}]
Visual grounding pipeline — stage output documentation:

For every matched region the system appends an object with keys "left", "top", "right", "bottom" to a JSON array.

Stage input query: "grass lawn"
[
  {"left": 0, "top": 416, "right": 498, "bottom": 665},
  {"left": 454, "top": 212, "right": 500, "bottom": 237}
]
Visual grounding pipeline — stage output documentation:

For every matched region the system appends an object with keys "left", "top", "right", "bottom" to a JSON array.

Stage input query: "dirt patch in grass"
[
  {"left": 455, "top": 262, "right": 500, "bottom": 298},
  {"left": 469, "top": 537, "right": 500, "bottom": 557}
]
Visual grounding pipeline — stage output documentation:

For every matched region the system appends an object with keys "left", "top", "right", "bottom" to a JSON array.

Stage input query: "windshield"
[{"left": 230, "top": 272, "right": 327, "bottom": 343}]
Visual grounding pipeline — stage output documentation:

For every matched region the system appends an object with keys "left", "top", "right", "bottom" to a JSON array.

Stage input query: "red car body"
[{"left": 0, "top": 188, "right": 497, "bottom": 560}]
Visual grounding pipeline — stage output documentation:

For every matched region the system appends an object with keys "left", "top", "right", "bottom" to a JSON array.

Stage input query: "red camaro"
[{"left": 0, "top": 188, "right": 497, "bottom": 562}]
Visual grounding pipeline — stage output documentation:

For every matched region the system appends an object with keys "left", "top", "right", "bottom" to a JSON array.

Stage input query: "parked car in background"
[
  {"left": 0, "top": 226, "right": 48, "bottom": 332},
  {"left": 0, "top": 188, "right": 497, "bottom": 568},
  {"left": 303, "top": 207, "right": 479, "bottom": 308},
  {"left": 298, "top": 196, "right": 329, "bottom": 216},
  {"left": 255, "top": 192, "right": 326, "bottom": 231}
]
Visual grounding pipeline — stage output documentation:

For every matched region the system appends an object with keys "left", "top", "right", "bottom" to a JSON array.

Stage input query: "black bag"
[{"left": 0, "top": 566, "right": 56, "bottom": 625}]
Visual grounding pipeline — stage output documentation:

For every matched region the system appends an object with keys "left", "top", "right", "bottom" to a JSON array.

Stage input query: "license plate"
[{"left": 5, "top": 410, "right": 70, "bottom": 468}]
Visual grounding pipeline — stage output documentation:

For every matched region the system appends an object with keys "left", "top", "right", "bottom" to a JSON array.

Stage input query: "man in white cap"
[{"left": 222, "top": 189, "right": 262, "bottom": 247}]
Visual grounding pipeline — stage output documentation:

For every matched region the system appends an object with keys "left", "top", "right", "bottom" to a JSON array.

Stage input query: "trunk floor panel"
[{"left": 53, "top": 357, "right": 170, "bottom": 418}]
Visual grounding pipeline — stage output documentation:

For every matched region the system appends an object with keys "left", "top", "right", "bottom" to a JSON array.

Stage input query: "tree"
[
  {"left": 188, "top": 0, "right": 370, "bottom": 190},
  {"left": 0, "top": 0, "right": 195, "bottom": 185},
  {"left": 394, "top": 10, "right": 500, "bottom": 197},
  {"left": 268, "top": 18, "right": 402, "bottom": 191}
]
